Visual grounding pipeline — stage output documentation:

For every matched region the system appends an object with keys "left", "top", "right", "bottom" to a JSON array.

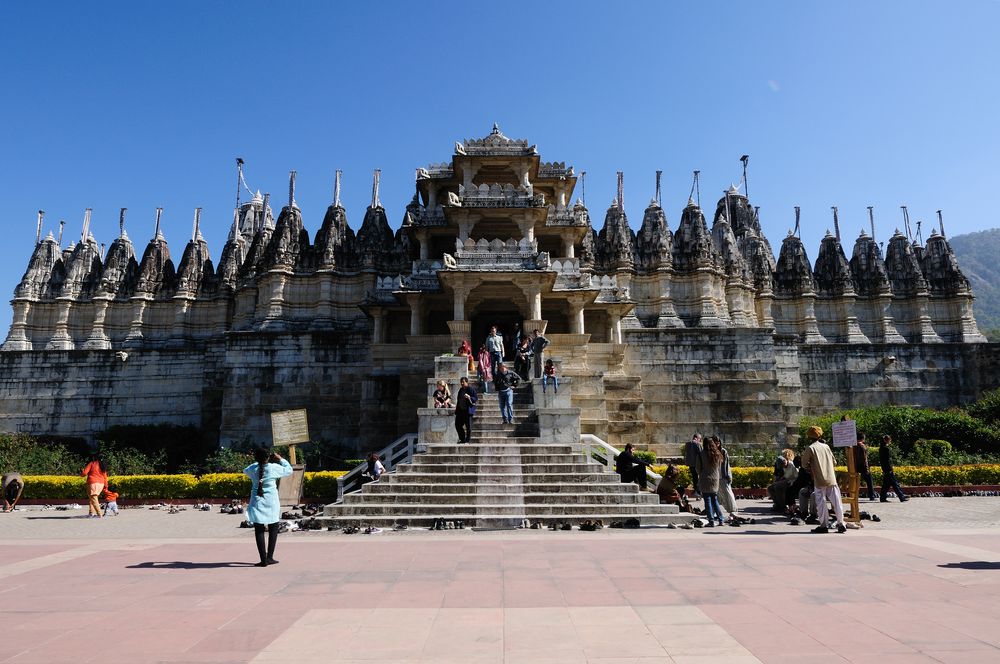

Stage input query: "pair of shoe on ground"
[{"left": 812, "top": 523, "right": 848, "bottom": 534}]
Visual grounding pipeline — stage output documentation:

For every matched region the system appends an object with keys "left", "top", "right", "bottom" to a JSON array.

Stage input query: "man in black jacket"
[
  {"left": 615, "top": 443, "right": 650, "bottom": 489},
  {"left": 530, "top": 329, "right": 550, "bottom": 378},
  {"left": 454, "top": 376, "right": 478, "bottom": 444},
  {"left": 493, "top": 363, "right": 519, "bottom": 424},
  {"left": 879, "top": 435, "right": 908, "bottom": 502}
]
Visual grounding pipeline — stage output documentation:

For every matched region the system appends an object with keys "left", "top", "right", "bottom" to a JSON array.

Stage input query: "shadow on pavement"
[
  {"left": 938, "top": 561, "right": 1000, "bottom": 570},
  {"left": 127, "top": 561, "right": 258, "bottom": 569}
]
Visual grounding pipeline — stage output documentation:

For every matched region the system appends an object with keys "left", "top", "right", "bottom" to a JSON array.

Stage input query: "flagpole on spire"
[
  {"left": 831, "top": 206, "right": 841, "bottom": 242},
  {"left": 937, "top": 210, "right": 945, "bottom": 237},
  {"left": 154, "top": 207, "right": 163, "bottom": 239},
  {"left": 794, "top": 206, "right": 801, "bottom": 238},
  {"left": 36, "top": 210, "right": 44, "bottom": 245},
  {"left": 740, "top": 155, "right": 749, "bottom": 201},
  {"left": 690, "top": 171, "right": 701, "bottom": 208},
  {"left": 58, "top": 220, "right": 65, "bottom": 246},
  {"left": 288, "top": 170, "right": 297, "bottom": 210},
  {"left": 867, "top": 206, "right": 876, "bottom": 243},
  {"left": 580, "top": 171, "right": 586, "bottom": 205},
  {"left": 616, "top": 171, "right": 624, "bottom": 210},
  {"left": 236, "top": 158, "right": 245, "bottom": 212},
  {"left": 119, "top": 208, "right": 127, "bottom": 238},
  {"left": 334, "top": 169, "right": 342, "bottom": 207},
  {"left": 81, "top": 208, "right": 92, "bottom": 243},
  {"left": 371, "top": 169, "right": 381, "bottom": 208},
  {"left": 655, "top": 170, "right": 662, "bottom": 206},
  {"left": 901, "top": 205, "right": 912, "bottom": 242},
  {"left": 192, "top": 208, "right": 202, "bottom": 241}
]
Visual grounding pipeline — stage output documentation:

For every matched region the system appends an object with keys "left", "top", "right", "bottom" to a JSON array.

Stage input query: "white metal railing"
[
  {"left": 580, "top": 433, "right": 662, "bottom": 484},
  {"left": 334, "top": 432, "right": 419, "bottom": 502}
]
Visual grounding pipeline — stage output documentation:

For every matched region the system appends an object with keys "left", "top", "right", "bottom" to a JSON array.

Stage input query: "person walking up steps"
[
  {"left": 801, "top": 426, "right": 847, "bottom": 534},
  {"left": 245, "top": 447, "right": 293, "bottom": 567},
  {"left": 454, "top": 376, "right": 478, "bottom": 444},
  {"left": 493, "top": 362, "right": 519, "bottom": 424},
  {"left": 486, "top": 326, "right": 505, "bottom": 376},
  {"left": 879, "top": 435, "right": 909, "bottom": 503}
]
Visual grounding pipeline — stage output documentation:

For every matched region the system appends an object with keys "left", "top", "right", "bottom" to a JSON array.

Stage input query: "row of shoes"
[
  {"left": 297, "top": 517, "right": 325, "bottom": 531},
  {"left": 579, "top": 519, "right": 604, "bottom": 531},
  {"left": 548, "top": 521, "right": 573, "bottom": 530},
  {"left": 193, "top": 503, "right": 212, "bottom": 511},
  {"left": 148, "top": 503, "right": 169, "bottom": 510},
  {"left": 341, "top": 524, "right": 383, "bottom": 534},
  {"left": 220, "top": 501, "right": 245, "bottom": 514},
  {"left": 609, "top": 518, "right": 641, "bottom": 529},
  {"left": 55, "top": 504, "right": 82, "bottom": 511},
  {"left": 166, "top": 505, "right": 186, "bottom": 514},
  {"left": 431, "top": 518, "right": 465, "bottom": 530}
]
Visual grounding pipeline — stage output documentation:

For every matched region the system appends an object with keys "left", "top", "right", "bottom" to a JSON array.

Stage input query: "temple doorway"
[{"left": 468, "top": 286, "right": 528, "bottom": 358}]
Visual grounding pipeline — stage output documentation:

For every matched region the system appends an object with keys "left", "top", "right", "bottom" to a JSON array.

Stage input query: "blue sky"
[{"left": 2, "top": 2, "right": 998, "bottom": 332}]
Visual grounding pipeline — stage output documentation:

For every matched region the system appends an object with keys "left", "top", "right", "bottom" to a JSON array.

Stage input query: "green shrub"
[
  {"left": 99, "top": 424, "right": 210, "bottom": 473},
  {"left": 112, "top": 474, "right": 197, "bottom": 499},
  {"left": 22, "top": 475, "right": 88, "bottom": 499},
  {"left": 304, "top": 471, "right": 348, "bottom": 500},
  {"left": 633, "top": 450, "right": 657, "bottom": 465},
  {"left": 192, "top": 473, "right": 250, "bottom": 498},
  {"left": 0, "top": 434, "right": 81, "bottom": 475},
  {"left": 967, "top": 388, "right": 1000, "bottom": 426}
]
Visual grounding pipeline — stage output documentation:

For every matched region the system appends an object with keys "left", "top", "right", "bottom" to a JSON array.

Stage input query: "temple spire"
[
  {"left": 831, "top": 206, "right": 841, "bottom": 242},
  {"left": 334, "top": 169, "right": 342, "bottom": 207},
  {"left": 36, "top": 210, "right": 44, "bottom": 245},
  {"left": 81, "top": 208, "right": 92, "bottom": 243}
]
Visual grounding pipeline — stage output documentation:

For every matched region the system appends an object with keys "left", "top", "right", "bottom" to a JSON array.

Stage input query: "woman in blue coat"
[{"left": 244, "top": 447, "right": 293, "bottom": 567}]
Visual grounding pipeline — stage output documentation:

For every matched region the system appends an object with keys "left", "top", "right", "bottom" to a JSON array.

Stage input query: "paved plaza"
[{"left": 2, "top": 497, "right": 1000, "bottom": 663}]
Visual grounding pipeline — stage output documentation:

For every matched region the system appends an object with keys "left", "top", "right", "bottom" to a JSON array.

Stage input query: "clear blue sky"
[{"left": 2, "top": 2, "right": 998, "bottom": 332}]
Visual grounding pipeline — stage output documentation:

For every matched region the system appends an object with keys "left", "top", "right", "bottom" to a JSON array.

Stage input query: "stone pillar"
[
  {"left": 562, "top": 237, "right": 575, "bottom": 259},
  {"left": 462, "top": 163, "right": 480, "bottom": 191},
  {"left": 45, "top": 299, "right": 75, "bottom": 350},
  {"left": 915, "top": 293, "right": 942, "bottom": 343},
  {"left": 569, "top": 302, "right": 585, "bottom": 335},
  {"left": 516, "top": 219, "right": 535, "bottom": 243},
  {"left": 260, "top": 272, "right": 289, "bottom": 331},
  {"left": 841, "top": 295, "right": 870, "bottom": 344},
  {"left": 756, "top": 290, "right": 775, "bottom": 329},
  {"left": 452, "top": 285, "right": 468, "bottom": 321},
  {"left": 877, "top": 293, "right": 905, "bottom": 343},
  {"left": 122, "top": 296, "right": 149, "bottom": 348},
  {"left": 371, "top": 309, "right": 385, "bottom": 343},
  {"left": 82, "top": 297, "right": 112, "bottom": 350},
  {"left": 521, "top": 284, "right": 542, "bottom": 320},
  {"left": 697, "top": 272, "right": 725, "bottom": 327},
  {"left": 409, "top": 297, "right": 424, "bottom": 336},
  {"left": 608, "top": 313, "right": 622, "bottom": 344},
  {"left": 427, "top": 186, "right": 437, "bottom": 210},
  {"left": 655, "top": 271, "right": 683, "bottom": 328},
  {"left": 800, "top": 293, "right": 826, "bottom": 343},
  {"left": 312, "top": 275, "right": 334, "bottom": 329},
  {"left": 458, "top": 219, "right": 472, "bottom": 242},
  {"left": 2, "top": 300, "right": 33, "bottom": 351},
  {"left": 416, "top": 230, "right": 430, "bottom": 260},
  {"left": 169, "top": 296, "right": 193, "bottom": 347}
]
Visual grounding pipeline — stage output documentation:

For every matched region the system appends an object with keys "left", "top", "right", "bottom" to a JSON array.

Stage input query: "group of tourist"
[{"left": 469, "top": 324, "right": 551, "bottom": 390}]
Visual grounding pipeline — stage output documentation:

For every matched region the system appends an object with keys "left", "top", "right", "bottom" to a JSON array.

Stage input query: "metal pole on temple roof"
[
  {"left": 901, "top": 205, "right": 912, "bottom": 242},
  {"left": 867, "top": 206, "right": 876, "bottom": 243},
  {"left": 655, "top": 170, "right": 662, "bottom": 206},
  {"left": 937, "top": 210, "right": 945, "bottom": 237},
  {"left": 740, "top": 155, "right": 749, "bottom": 202},
  {"left": 724, "top": 189, "right": 732, "bottom": 227},
  {"left": 262, "top": 193, "right": 270, "bottom": 231},
  {"left": 693, "top": 171, "right": 701, "bottom": 208},
  {"left": 58, "top": 220, "right": 65, "bottom": 246},
  {"left": 288, "top": 170, "right": 297, "bottom": 209},
  {"left": 36, "top": 210, "right": 44, "bottom": 245},
  {"left": 154, "top": 208, "right": 163, "bottom": 239},
  {"left": 794, "top": 206, "right": 801, "bottom": 238},
  {"left": 916, "top": 220, "right": 923, "bottom": 245},
  {"left": 119, "top": 208, "right": 127, "bottom": 238},
  {"left": 236, "top": 158, "right": 244, "bottom": 212},
  {"left": 334, "top": 170, "right": 342, "bottom": 207},
  {"left": 831, "top": 206, "right": 841, "bottom": 242},
  {"left": 372, "top": 169, "right": 381, "bottom": 208},
  {"left": 192, "top": 208, "right": 202, "bottom": 241},
  {"left": 100, "top": 243, "right": 106, "bottom": 261},
  {"left": 580, "top": 171, "right": 586, "bottom": 205},
  {"left": 616, "top": 171, "right": 624, "bottom": 210}
]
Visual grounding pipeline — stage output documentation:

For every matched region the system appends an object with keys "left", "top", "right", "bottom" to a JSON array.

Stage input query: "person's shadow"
[
  {"left": 127, "top": 561, "right": 257, "bottom": 569},
  {"left": 938, "top": 561, "right": 1000, "bottom": 570}
]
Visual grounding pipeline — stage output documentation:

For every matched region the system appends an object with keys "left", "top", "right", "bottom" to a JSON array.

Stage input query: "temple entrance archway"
[{"left": 467, "top": 282, "right": 528, "bottom": 357}]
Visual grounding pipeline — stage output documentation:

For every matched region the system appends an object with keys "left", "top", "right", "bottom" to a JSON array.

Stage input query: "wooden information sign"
[
  {"left": 270, "top": 409, "right": 309, "bottom": 464},
  {"left": 832, "top": 420, "right": 862, "bottom": 526}
]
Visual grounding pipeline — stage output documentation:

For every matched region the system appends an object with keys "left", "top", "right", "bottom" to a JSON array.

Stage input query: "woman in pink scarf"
[{"left": 476, "top": 343, "right": 492, "bottom": 393}]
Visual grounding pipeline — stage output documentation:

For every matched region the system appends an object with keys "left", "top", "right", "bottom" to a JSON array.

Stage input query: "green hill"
[{"left": 949, "top": 228, "right": 1000, "bottom": 341}]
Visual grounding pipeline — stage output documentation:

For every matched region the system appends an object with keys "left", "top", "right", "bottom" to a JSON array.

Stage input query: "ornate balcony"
[
  {"left": 454, "top": 124, "right": 537, "bottom": 157},
  {"left": 538, "top": 161, "right": 574, "bottom": 178},
  {"left": 416, "top": 163, "right": 454, "bottom": 180},
  {"left": 546, "top": 205, "right": 588, "bottom": 226},
  {"left": 443, "top": 237, "right": 550, "bottom": 271},
  {"left": 455, "top": 183, "right": 545, "bottom": 208}
]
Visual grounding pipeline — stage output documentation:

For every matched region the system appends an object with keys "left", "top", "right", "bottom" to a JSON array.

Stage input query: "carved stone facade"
[{"left": 0, "top": 126, "right": 995, "bottom": 455}]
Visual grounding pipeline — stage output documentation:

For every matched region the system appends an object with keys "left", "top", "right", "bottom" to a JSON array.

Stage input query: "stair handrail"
[
  {"left": 580, "top": 433, "right": 662, "bottom": 485},
  {"left": 334, "top": 432, "right": 419, "bottom": 502}
]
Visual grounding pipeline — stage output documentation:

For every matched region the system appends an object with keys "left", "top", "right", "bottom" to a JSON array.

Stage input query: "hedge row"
[
  {"left": 22, "top": 471, "right": 348, "bottom": 501},
  {"left": 649, "top": 464, "right": 1000, "bottom": 489}
]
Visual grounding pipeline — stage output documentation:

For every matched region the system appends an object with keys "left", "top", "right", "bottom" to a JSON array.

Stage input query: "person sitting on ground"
[
  {"left": 433, "top": 380, "right": 453, "bottom": 408},
  {"left": 767, "top": 448, "right": 798, "bottom": 512},
  {"left": 542, "top": 359, "right": 559, "bottom": 394},
  {"left": 655, "top": 464, "right": 690, "bottom": 510},
  {"left": 103, "top": 483, "right": 120, "bottom": 516},
  {"left": 365, "top": 452, "right": 386, "bottom": 483},
  {"left": 801, "top": 426, "right": 847, "bottom": 534},
  {"left": 2, "top": 471, "right": 24, "bottom": 512},
  {"left": 615, "top": 443, "right": 651, "bottom": 490}
]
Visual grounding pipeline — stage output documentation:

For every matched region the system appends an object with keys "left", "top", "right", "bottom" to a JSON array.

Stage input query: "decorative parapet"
[
  {"left": 546, "top": 206, "right": 588, "bottom": 226},
  {"left": 406, "top": 206, "right": 447, "bottom": 227},
  {"left": 593, "top": 275, "right": 630, "bottom": 302},
  {"left": 443, "top": 237, "right": 548, "bottom": 271},
  {"left": 454, "top": 123, "right": 537, "bottom": 156},
  {"left": 416, "top": 163, "right": 454, "bottom": 180},
  {"left": 457, "top": 183, "right": 545, "bottom": 208},
  {"left": 538, "top": 161, "right": 574, "bottom": 178}
]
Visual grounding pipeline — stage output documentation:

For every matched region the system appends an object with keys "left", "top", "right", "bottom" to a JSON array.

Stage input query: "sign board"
[
  {"left": 271, "top": 409, "right": 310, "bottom": 446},
  {"left": 831, "top": 420, "right": 857, "bottom": 448}
]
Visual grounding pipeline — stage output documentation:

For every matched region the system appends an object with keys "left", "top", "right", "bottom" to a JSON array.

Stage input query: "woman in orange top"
[{"left": 80, "top": 454, "right": 108, "bottom": 518}]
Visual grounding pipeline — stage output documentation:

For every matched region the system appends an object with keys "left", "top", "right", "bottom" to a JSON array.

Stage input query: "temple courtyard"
[{"left": 3, "top": 497, "right": 1000, "bottom": 664}]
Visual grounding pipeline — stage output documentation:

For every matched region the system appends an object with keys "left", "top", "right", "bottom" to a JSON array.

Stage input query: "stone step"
[
  {"left": 410, "top": 454, "right": 589, "bottom": 465},
  {"left": 427, "top": 442, "right": 577, "bottom": 452},
  {"left": 342, "top": 493, "right": 661, "bottom": 506},
  {"left": 321, "top": 512, "right": 692, "bottom": 527},
  {"left": 359, "top": 482, "right": 645, "bottom": 495},
  {"left": 380, "top": 472, "right": 624, "bottom": 484},
  {"left": 331, "top": 503, "right": 676, "bottom": 517},
  {"left": 398, "top": 463, "right": 604, "bottom": 474}
]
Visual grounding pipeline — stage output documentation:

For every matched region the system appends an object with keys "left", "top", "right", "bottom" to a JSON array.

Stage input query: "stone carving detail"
[
  {"left": 672, "top": 201, "right": 718, "bottom": 272},
  {"left": 636, "top": 200, "right": 673, "bottom": 273},
  {"left": 59, "top": 236, "right": 103, "bottom": 298},
  {"left": 775, "top": 232, "right": 815, "bottom": 295},
  {"left": 455, "top": 123, "right": 537, "bottom": 156},
  {"left": 921, "top": 231, "right": 971, "bottom": 296},
  {"left": 312, "top": 203, "right": 356, "bottom": 269},
  {"left": 713, "top": 192, "right": 775, "bottom": 291},
  {"left": 595, "top": 201, "right": 636, "bottom": 272},
  {"left": 884, "top": 230, "right": 928, "bottom": 296},
  {"left": 711, "top": 212, "right": 749, "bottom": 281},
  {"left": 135, "top": 233, "right": 175, "bottom": 296},
  {"left": 849, "top": 230, "right": 891, "bottom": 297},
  {"left": 14, "top": 233, "right": 62, "bottom": 300},
  {"left": 458, "top": 182, "right": 544, "bottom": 208},
  {"left": 813, "top": 232, "right": 855, "bottom": 296},
  {"left": 261, "top": 206, "right": 309, "bottom": 270},
  {"left": 356, "top": 204, "right": 398, "bottom": 271},
  {"left": 176, "top": 236, "right": 213, "bottom": 295},
  {"left": 579, "top": 225, "right": 597, "bottom": 270}
]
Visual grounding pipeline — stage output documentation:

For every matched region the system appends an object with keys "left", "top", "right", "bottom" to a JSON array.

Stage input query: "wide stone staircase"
[{"left": 324, "top": 380, "right": 688, "bottom": 529}]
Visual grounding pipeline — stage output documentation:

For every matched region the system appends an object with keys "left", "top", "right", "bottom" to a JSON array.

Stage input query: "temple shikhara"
[{"left": 1, "top": 125, "right": 996, "bottom": 457}]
